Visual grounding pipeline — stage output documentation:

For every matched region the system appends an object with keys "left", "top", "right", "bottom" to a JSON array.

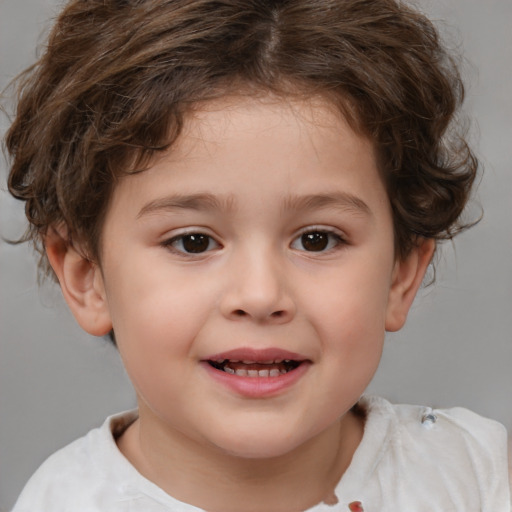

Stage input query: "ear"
[
  {"left": 45, "top": 226, "right": 112, "bottom": 337},
  {"left": 385, "top": 238, "right": 435, "bottom": 332}
]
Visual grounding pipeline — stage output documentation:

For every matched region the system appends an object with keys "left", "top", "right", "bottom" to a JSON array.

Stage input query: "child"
[{"left": 5, "top": 0, "right": 510, "bottom": 510}]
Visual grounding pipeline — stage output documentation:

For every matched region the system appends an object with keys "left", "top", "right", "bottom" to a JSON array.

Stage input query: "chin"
[{"left": 207, "top": 422, "right": 313, "bottom": 460}]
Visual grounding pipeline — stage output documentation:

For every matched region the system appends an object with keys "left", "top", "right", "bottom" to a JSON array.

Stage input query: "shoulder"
[
  {"left": 370, "top": 395, "right": 507, "bottom": 454},
  {"left": 12, "top": 410, "right": 139, "bottom": 512},
  {"left": 359, "top": 396, "right": 510, "bottom": 508},
  {"left": 364, "top": 395, "right": 508, "bottom": 468}
]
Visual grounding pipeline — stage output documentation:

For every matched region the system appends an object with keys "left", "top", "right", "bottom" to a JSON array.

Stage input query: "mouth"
[
  {"left": 207, "top": 358, "right": 302, "bottom": 377},
  {"left": 204, "top": 348, "right": 309, "bottom": 379},
  {"left": 202, "top": 348, "right": 310, "bottom": 396}
]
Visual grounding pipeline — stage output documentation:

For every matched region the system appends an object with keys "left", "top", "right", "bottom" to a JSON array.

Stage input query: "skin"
[{"left": 46, "top": 95, "right": 434, "bottom": 512}]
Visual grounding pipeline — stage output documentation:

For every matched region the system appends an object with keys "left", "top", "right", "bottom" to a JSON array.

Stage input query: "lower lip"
[{"left": 201, "top": 362, "right": 310, "bottom": 398}]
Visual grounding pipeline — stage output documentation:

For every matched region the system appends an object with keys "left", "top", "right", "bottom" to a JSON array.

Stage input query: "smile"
[
  {"left": 207, "top": 359, "right": 302, "bottom": 377},
  {"left": 202, "top": 348, "right": 310, "bottom": 397}
]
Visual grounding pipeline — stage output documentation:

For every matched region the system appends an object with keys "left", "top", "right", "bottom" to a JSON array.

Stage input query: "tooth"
[
  {"left": 274, "top": 359, "right": 283, "bottom": 364},
  {"left": 242, "top": 360, "right": 256, "bottom": 364},
  {"left": 248, "top": 370, "right": 258, "bottom": 377},
  {"left": 235, "top": 369, "right": 248, "bottom": 377},
  {"left": 262, "top": 360, "right": 274, "bottom": 364},
  {"left": 225, "top": 367, "right": 235, "bottom": 374},
  {"left": 284, "top": 359, "right": 291, "bottom": 363},
  {"left": 216, "top": 359, "right": 225, "bottom": 364},
  {"left": 258, "top": 369, "right": 270, "bottom": 377},
  {"left": 280, "top": 368, "right": 287, "bottom": 374},
  {"left": 269, "top": 369, "right": 280, "bottom": 377}
]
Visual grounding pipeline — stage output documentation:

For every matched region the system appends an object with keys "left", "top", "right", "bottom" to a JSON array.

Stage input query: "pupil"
[
  {"left": 183, "top": 234, "right": 209, "bottom": 253},
  {"left": 302, "top": 232, "right": 328, "bottom": 251}
]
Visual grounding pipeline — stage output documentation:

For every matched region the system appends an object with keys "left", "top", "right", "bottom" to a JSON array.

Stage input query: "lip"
[
  {"left": 201, "top": 347, "right": 311, "bottom": 398},
  {"left": 205, "top": 347, "right": 308, "bottom": 363}
]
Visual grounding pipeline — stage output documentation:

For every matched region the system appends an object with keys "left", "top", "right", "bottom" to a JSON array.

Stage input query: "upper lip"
[{"left": 204, "top": 347, "right": 309, "bottom": 363}]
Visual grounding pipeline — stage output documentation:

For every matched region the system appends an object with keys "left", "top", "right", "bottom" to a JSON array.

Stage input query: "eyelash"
[
  {"left": 162, "top": 227, "right": 347, "bottom": 256},
  {"left": 291, "top": 228, "right": 347, "bottom": 253},
  {"left": 162, "top": 232, "right": 221, "bottom": 255}
]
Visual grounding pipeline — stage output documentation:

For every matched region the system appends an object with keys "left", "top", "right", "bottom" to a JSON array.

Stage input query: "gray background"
[{"left": 1, "top": 0, "right": 511, "bottom": 509}]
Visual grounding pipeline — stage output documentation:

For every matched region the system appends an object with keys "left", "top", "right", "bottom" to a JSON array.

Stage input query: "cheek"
[
  {"left": 107, "top": 277, "right": 210, "bottom": 408},
  {"left": 308, "top": 259, "right": 393, "bottom": 337},
  {"left": 303, "top": 259, "right": 392, "bottom": 379},
  {"left": 103, "top": 255, "right": 216, "bottom": 361}
]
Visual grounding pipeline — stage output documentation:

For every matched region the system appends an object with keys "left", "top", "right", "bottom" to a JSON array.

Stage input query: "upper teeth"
[
  {"left": 215, "top": 358, "right": 287, "bottom": 365},
  {"left": 209, "top": 358, "right": 299, "bottom": 378},
  {"left": 233, "top": 368, "right": 286, "bottom": 377}
]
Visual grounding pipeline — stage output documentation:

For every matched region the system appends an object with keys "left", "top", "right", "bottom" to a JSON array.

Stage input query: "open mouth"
[{"left": 207, "top": 359, "right": 302, "bottom": 377}]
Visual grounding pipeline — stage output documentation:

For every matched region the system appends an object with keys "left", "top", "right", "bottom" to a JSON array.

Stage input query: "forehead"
[
  {"left": 147, "top": 94, "right": 377, "bottom": 180},
  {"left": 107, "top": 94, "right": 387, "bottom": 222},
  {"left": 183, "top": 93, "right": 361, "bottom": 146}
]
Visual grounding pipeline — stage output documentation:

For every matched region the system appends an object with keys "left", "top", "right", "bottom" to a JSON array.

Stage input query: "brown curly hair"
[{"left": 5, "top": 0, "right": 477, "bottom": 277}]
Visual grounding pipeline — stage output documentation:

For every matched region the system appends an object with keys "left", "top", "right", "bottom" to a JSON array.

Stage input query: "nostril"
[{"left": 232, "top": 309, "right": 286, "bottom": 319}]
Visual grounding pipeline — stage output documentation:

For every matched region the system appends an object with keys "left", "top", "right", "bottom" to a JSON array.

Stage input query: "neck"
[{"left": 117, "top": 405, "right": 364, "bottom": 512}]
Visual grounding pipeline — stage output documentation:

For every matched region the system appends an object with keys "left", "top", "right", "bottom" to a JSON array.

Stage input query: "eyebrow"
[
  {"left": 137, "top": 191, "right": 371, "bottom": 219},
  {"left": 282, "top": 193, "right": 372, "bottom": 217},
  {"left": 137, "top": 193, "right": 235, "bottom": 218}
]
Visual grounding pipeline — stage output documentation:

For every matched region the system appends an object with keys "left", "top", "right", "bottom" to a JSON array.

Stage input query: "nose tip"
[{"left": 220, "top": 257, "right": 296, "bottom": 324}]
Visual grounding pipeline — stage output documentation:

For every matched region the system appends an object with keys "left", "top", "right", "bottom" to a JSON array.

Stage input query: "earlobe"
[
  {"left": 45, "top": 226, "right": 112, "bottom": 337},
  {"left": 385, "top": 238, "right": 435, "bottom": 332}
]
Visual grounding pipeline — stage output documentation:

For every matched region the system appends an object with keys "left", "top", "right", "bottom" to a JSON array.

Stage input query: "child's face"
[{"left": 65, "top": 96, "right": 429, "bottom": 458}]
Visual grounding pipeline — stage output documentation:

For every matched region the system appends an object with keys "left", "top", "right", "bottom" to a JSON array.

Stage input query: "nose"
[{"left": 219, "top": 248, "right": 296, "bottom": 324}]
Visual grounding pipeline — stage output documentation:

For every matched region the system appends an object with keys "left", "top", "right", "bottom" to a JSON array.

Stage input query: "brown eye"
[
  {"left": 167, "top": 233, "right": 219, "bottom": 254},
  {"left": 182, "top": 234, "right": 210, "bottom": 253},
  {"left": 291, "top": 230, "right": 345, "bottom": 252},
  {"left": 301, "top": 232, "right": 329, "bottom": 251}
]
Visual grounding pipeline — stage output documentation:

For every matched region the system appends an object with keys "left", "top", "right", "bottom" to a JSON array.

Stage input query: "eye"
[
  {"left": 291, "top": 230, "right": 345, "bottom": 252},
  {"left": 165, "top": 233, "right": 220, "bottom": 254}
]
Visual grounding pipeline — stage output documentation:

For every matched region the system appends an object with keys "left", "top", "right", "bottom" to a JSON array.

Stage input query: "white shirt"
[{"left": 12, "top": 396, "right": 510, "bottom": 512}]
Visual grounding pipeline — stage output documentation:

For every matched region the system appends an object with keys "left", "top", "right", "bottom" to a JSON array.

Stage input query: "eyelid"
[
  {"left": 161, "top": 228, "right": 222, "bottom": 256},
  {"left": 290, "top": 226, "right": 349, "bottom": 252}
]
